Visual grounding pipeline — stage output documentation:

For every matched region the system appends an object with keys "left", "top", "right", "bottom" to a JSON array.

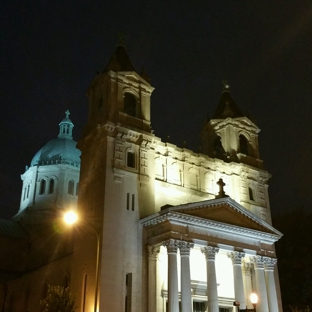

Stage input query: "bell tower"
[
  {"left": 73, "top": 43, "right": 156, "bottom": 312},
  {"left": 84, "top": 43, "right": 154, "bottom": 136},
  {"left": 202, "top": 82, "right": 262, "bottom": 168}
]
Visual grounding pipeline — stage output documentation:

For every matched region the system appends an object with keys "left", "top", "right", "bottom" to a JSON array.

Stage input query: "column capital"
[
  {"left": 201, "top": 246, "right": 219, "bottom": 260},
  {"left": 264, "top": 257, "right": 277, "bottom": 270},
  {"left": 147, "top": 245, "right": 160, "bottom": 260},
  {"left": 227, "top": 251, "right": 245, "bottom": 265},
  {"left": 251, "top": 255, "right": 266, "bottom": 269},
  {"left": 163, "top": 239, "right": 179, "bottom": 253},
  {"left": 177, "top": 241, "right": 194, "bottom": 256}
]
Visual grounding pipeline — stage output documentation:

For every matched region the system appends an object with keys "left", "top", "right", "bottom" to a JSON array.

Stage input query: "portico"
[{"left": 142, "top": 197, "right": 282, "bottom": 312}]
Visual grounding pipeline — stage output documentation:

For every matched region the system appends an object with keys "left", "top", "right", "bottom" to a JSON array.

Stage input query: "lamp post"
[
  {"left": 64, "top": 211, "right": 100, "bottom": 312},
  {"left": 233, "top": 293, "right": 258, "bottom": 312},
  {"left": 250, "top": 293, "right": 258, "bottom": 312}
]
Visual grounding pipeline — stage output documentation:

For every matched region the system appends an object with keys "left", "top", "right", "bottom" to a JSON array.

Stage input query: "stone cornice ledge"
[
  {"left": 141, "top": 211, "right": 280, "bottom": 244},
  {"left": 140, "top": 197, "right": 282, "bottom": 244}
]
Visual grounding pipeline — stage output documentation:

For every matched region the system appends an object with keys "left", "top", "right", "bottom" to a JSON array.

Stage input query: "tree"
[
  {"left": 40, "top": 285, "right": 76, "bottom": 312},
  {"left": 290, "top": 307, "right": 310, "bottom": 312}
]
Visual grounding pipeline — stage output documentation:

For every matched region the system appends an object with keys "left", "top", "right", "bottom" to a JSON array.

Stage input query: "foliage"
[
  {"left": 40, "top": 285, "right": 76, "bottom": 312},
  {"left": 290, "top": 307, "right": 310, "bottom": 312},
  {"left": 273, "top": 207, "right": 312, "bottom": 311}
]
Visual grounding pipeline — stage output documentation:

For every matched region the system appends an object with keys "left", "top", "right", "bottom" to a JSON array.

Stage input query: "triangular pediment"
[
  {"left": 174, "top": 203, "right": 269, "bottom": 233},
  {"left": 141, "top": 197, "right": 282, "bottom": 243},
  {"left": 167, "top": 197, "right": 280, "bottom": 235}
]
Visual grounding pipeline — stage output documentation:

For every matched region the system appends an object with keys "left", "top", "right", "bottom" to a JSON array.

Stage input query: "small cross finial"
[{"left": 65, "top": 110, "right": 70, "bottom": 119}]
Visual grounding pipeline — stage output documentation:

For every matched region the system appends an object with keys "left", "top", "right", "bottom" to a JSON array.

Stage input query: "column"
[
  {"left": 178, "top": 241, "right": 194, "bottom": 312},
  {"left": 147, "top": 245, "right": 160, "bottom": 312},
  {"left": 163, "top": 239, "right": 179, "bottom": 312},
  {"left": 264, "top": 257, "right": 279, "bottom": 312},
  {"left": 242, "top": 262, "right": 253, "bottom": 309},
  {"left": 201, "top": 246, "right": 219, "bottom": 312},
  {"left": 251, "top": 256, "right": 269, "bottom": 312},
  {"left": 228, "top": 252, "right": 246, "bottom": 307}
]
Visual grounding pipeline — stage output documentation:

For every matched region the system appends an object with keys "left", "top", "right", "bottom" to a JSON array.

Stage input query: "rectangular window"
[
  {"left": 125, "top": 273, "right": 132, "bottom": 312},
  {"left": 132, "top": 194, "right": 135, "bottom": 211},
  {"left": 126, "top": 193, "right": 130, "bottom": 210}
]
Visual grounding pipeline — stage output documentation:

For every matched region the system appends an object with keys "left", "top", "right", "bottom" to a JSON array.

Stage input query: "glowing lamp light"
[
  {"left": 64, "top": 211, "right": 78, "bottom": 225},
  {"left": 250, "top": 293, "right": 258, "bottom": 304}
]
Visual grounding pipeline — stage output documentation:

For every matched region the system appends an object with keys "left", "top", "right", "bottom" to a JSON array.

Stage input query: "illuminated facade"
[
  {"left": 72, "top": 44, "right": 282, "bottom": 312},
  {"left": 0, "top": 44, "right": 283, "bottom": 312}
]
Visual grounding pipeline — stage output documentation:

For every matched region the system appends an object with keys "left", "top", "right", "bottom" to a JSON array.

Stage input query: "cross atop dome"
[{"left": 58, "top": 110, "right": 74, "bottom": 139}]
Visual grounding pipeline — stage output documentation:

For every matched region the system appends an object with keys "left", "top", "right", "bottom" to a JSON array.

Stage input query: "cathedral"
[{"left": 0, "top": 44, "right": 283, "bottom": 312}]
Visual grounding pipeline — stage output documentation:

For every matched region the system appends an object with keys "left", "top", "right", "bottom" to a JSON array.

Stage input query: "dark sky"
[{"left": 1, "top": 0, "right": 312, "bottom": 219}]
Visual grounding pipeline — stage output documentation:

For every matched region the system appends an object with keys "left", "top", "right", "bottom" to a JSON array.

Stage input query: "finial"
[
  {"left": 222, "top": 80, "right": 230, "bottom": 92},
  {"left": 65, "top": 110, "right": 70, "bottom": 119},
  {"left": 215, "top": 178, "right": 229, "bottom": 199},
  {"left": 117, "top": 33, "right": 125, "bottom": 47}
]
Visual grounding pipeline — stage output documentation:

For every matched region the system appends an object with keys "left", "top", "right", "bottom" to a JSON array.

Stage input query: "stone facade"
[{"left": 0, "top": 45, "right": 283, "bottom": 312}]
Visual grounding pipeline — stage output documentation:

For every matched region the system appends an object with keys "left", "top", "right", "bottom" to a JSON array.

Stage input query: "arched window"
[
  {"left": 76, "top": 182, "right": 79, "bottom": 196},
  {"left": 124, "top": 93, "right": 137, "bottom": 117},
  {"left": 68, "top": 180, "right": 74, "bottom": 195},
  {"left": 127, "top": 151, "right": 135, "bottom": 168},
  {"left": 213, "top": 136, "right": 224, "bottom": 155},
  {"left": 39, "top": 180, "right": 46, "bottom": 195},
  {"left": 27, "top": 185, "right": 30, "bottom": 198},
  {"left": 49, "top": 179, "right": 55, "bottom": 194},
  {"left": 249, "top": 187, "right": 254, "bottom": 201},
  {"left": 239, "top": 134, "right": 249, "bottom": 155}
]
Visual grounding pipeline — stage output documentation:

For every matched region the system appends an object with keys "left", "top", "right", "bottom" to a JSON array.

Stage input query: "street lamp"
[
  {"left": 250, "top": 293, "right": 258, "bottom": 312},
  {"left": 233, "top": 293, "right": 258, "bottom": 312},
  {"left": 63, "top": 210, "right": 100, "bottom": 312}
]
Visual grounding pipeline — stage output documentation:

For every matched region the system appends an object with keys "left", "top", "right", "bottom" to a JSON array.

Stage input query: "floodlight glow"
[
  {"left": 250, "top": 292, "right": 258, "bottom": 304},
  {"left": 64, "top": 211, "right": 78, "bottom": 225}
]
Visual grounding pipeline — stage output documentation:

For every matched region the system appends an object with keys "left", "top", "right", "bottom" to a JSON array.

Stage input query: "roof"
[
  {"left": 103, "top": 45, "right": 136, "bottom": 72},
  {"left": 212, "top": 83, "right": 245, "bottom": 119},
  {"left": 31, "top": 138, "right": 81, "bottom": 167},
  {"left": 141, "top": 197, "right": 282, "bottom": 245},
  {"left": 0, "top": 219, "right": 28, "bottom": 238},
  {"left": 30, "top": 111, "right": 81, "bottom": 167}
]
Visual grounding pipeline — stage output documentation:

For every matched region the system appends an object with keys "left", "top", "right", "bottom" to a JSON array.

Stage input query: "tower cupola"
[{"left": 58, "top": 110, "right": 74, "bottom": 139}]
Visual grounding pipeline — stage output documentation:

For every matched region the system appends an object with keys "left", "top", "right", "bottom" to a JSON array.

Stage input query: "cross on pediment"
[{"left": 215, "top": 178, "right": 229, "bottom": 199}]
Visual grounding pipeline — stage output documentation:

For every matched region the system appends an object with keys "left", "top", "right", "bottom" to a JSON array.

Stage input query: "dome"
[{"left": 30, "top": 111, "right": 81, "bottom": 167}]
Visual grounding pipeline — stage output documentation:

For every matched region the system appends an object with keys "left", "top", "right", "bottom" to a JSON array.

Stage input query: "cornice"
[
  {"left": 141, "top": 197, "right": 282, "bottom": 243},
  {"left": 141, "top": 211, "right": 281, "bottom": 244}
]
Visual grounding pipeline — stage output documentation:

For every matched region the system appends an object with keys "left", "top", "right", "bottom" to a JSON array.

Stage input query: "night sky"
[{"left": 1, "top": 1, "right": 312, "bottom": 219}]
